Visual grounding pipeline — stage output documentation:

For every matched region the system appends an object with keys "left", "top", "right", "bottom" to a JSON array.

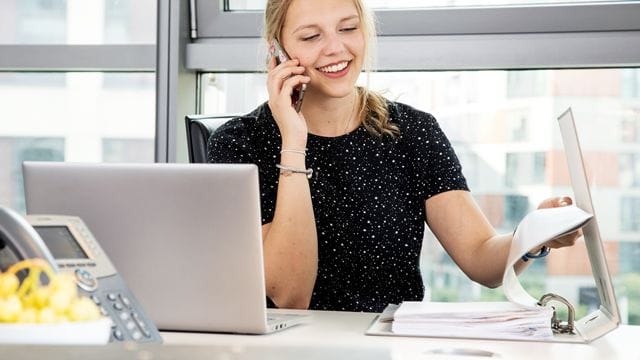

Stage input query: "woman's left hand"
[{"left": 536, "top": 196, "right": 583, "bottom": 249}]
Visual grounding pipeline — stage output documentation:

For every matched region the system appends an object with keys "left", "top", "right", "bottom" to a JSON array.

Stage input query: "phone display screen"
[{"left": 34, "top": 225, "right": 89, "bottom": 259}]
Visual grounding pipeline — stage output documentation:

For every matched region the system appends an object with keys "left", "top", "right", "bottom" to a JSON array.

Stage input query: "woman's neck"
[{"left": 302, "top": 90, "right": 359, "bottom": 137}]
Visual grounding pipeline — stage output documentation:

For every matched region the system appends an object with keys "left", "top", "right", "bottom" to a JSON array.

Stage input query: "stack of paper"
[
  {"left": 391, "top": 301, "right": 554, "bottom": 341},
  {"left": 388, "top": 205, "right": 593, "bottom": 341}
]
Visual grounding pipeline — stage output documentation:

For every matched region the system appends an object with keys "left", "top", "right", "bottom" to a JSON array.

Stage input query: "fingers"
[
  {"left": 267, "top": 60, "right": 308, "bottom": 106},
  {"left": 268, "top": 74, "right": 310, "bottom": 110},
  {"left": 537, "top": 195, "right": 573, "bottom": 209},
  {"left": 268, "top": 60, "right": 310, "bottom": 115},
  {"left": 534, "top": 196, "right": 582, "bottom": 251},
  {"left": 558, "top": 196, "right": 572, "bottom": 206},
  {"left": 272, "top": 63, "right": 306, "bottom": 82},
  {"left": 268, "top": 59, "right": 305, "bottom": 89},
  {"left": 545, "top": 228, "right": 583, "bottom": 249}
]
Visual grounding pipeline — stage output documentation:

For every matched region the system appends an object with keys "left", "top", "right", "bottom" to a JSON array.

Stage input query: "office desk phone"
[{"left": 0, "top": 207, "right": 161, "bottom": 343}]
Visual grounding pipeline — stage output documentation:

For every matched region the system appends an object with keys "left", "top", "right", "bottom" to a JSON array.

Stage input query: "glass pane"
[
  {"left": 225, "top": 0, "right": 621, "bottom": 11},
  {"left": 0, "top": 72, "right": 155, "bottom": 213},
  {"left": 0, "top": 0, "right": 156, "bottom": 44},
  {"left": 202, "top": 68, "right": 640, "bottom": 324}
]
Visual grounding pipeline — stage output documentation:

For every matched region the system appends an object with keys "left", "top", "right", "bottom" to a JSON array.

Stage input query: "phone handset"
[
  {"left": 269, "top": 38, "right": 306, "bottom": 112},
  {"left": 0, "top": 206, "right": 57, "bottom": 271}
]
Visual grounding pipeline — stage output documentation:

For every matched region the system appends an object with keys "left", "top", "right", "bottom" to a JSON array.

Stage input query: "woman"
[{"left": 208, "top": 0, "right": 579, "bottom": 312}]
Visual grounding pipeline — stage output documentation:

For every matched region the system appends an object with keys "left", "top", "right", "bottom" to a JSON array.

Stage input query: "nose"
[{"left": 322, "top": 32, "right": 346, "bottom": 56}]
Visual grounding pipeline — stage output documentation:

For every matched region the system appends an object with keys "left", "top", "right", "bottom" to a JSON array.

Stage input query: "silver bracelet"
[
  {"left": 276, "top": 164, "right": 313, "bottom": 179},
  {"left": 280, "top": 149, "right": 307, "bottom": 156}
]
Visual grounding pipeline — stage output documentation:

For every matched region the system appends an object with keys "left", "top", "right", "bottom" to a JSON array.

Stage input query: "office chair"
[{"left": 184, "top": 114, "right": 238, "bottom": 163}]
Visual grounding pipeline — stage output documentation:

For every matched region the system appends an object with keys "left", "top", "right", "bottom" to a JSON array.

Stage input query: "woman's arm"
[
  {"left": 261, "top": 56, "right": 317, "bottom": 309},
  {"left": 261, "top": 156, "right": 318, "bottom": 309},
  {"left": 425, "top": 190, "right": 580, "bottom": 288}
]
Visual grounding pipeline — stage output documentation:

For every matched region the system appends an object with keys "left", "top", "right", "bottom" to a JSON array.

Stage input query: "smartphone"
[{"left": 269, "top": 39, "right": 306, "bottom": 112}]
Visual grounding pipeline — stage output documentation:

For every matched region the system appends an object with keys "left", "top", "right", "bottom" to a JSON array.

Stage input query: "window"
[
  {"left": 621, "top": 197, "right": 640, "bottom": 232},
  {"left": 503, "top": 194, "right": 529, "bottom": 231},
  {"left": 0, "top": 71, "right": 155, "bottom": 215},
  {"left": 507, "top": 71, "right": 548, "bottom": 98},
  {"left": 0, "top": 0, "right": 156, "bottom": 44},
  {"left": 621, "top": 117, "right": 640, "bottom": 143},
  {"left": 200, "top": 67, "right": 640, "bottom": 324},
  {"left": 0, "top": 0, "right": 156, "bottom": 214},
  {"left": 0, "top": 137, "right": 64, "bottom": 213},
  {"left": 224, "top": 0, "right": 617, "bottom": 11},
  {"left": 620, "top": 154, "right": 640, "bottom": 187},
  {"left": 506, "top": 113, "right": 529, "bottom": 142},
  {"left": 622, "top": 69, "right": 640, "bottom": 99},
  {"left": 506, "top": 152, "right": 546, "bottom": 187},
  {"left": 619, "top": 242, "right": 640, "bottom": 273},
  {"left": 102, "top": 138, "right": 155, "bottom": 163}
]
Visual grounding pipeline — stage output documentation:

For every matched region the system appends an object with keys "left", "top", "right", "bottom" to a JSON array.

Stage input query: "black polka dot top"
[{"left": 207, "top": 101, "right": 468, "bottom": 312}]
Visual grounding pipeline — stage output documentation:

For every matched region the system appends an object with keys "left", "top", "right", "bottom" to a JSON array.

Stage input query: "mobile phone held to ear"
[{"left": 269, "top": 39, "right": 306, "bottom": 112}]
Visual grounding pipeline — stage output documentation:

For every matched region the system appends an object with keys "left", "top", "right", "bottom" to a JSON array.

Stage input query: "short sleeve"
[{"left": 402, "top": 110, "right": 468, "bottom": 199}]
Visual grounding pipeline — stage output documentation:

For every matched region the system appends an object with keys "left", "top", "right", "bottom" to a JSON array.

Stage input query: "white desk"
[
  {"left": 162, "top": 309, "right": 640, "bottom": 359},
  {"left": 1, "top": 310, "right": 638, "bottom": 359}
]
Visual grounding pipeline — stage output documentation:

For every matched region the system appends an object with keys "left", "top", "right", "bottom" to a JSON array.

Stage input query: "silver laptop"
[{"left": 23, "top": 162, "right": 306, "bottom": 334}]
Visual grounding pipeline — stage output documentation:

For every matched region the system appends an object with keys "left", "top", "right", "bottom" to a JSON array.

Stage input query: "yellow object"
[
  {"left": 0, "top": 259, "right": 101, "bottom": 324},
  {"left": 0, "top": 273, "right": 19, "bottom": 297}
]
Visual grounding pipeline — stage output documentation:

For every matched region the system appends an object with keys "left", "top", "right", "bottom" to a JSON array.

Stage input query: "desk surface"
[
  {"left": 1, "top": 310, "right": 638, "bottom": 359},
  {"left": 162, "top": 309, "right": 640, "bottom": 360}
]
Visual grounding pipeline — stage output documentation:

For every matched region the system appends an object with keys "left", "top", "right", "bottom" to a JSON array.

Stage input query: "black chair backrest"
[{"left": 184, "top": 114, "right": 238, "bottom": 163}]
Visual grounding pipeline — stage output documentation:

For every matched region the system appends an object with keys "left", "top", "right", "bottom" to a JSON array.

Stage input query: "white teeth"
[{"left": 319, "top": 61, "right": 348, "bottom": 73}]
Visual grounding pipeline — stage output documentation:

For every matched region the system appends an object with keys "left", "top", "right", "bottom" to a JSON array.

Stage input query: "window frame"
[
  {"left": 196, "top": 1, "right": 640, "bottom": 37},
  {"left": 187, "top": 1, "right": 640, "bottom": 72},
  {"left": 0, "top": 45, "right": 155, "bottom": 71}
]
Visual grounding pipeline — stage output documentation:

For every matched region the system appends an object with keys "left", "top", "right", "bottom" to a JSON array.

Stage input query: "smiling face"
[{"left": 279, "top": 0, "right": 366, "bottom": 101}]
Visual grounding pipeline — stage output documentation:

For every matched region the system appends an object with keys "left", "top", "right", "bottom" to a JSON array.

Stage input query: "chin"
[{"left": 323, "top": 83, "right": 358, "bottom": 99}]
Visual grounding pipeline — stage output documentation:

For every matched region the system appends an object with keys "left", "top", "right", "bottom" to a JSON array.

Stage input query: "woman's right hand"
[{"left": 266, "top": 56, "right": 310, "bottom": 149}]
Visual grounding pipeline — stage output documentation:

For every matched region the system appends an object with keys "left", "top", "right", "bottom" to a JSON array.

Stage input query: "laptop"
[
  {"left": 365, "top": 108, "right": 620, "bottom": 343},
  {"left": 23, "top": 162, "right": 306, "bottom": 334}
]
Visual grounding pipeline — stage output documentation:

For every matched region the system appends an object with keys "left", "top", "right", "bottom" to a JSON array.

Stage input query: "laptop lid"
[
  {"left": 23, "top": 162, "right": 271, "bottom": 334},
  {"left": 557, "top": 108, "right": 620, "bottom": 342}
]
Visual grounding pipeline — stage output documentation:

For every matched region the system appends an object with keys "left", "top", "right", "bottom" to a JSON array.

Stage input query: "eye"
[
  {"left": 340, "top": 26, "right": 358, "bottom": 32},
  {"left": 301, "top": 34, "right": 319, "bottom": 41}
]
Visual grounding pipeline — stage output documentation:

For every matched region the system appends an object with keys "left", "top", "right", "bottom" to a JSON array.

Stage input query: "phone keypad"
[
  {"left": 90, "top": 291, "right": 154, "bottom": 342},
  {"left": 119, "top": 293, "right": 132, "bottom": 309}
]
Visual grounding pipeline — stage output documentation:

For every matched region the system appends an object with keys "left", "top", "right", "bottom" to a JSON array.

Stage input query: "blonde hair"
[{"left": 264, "top": 0, "right": 399, "bottom": 137}]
